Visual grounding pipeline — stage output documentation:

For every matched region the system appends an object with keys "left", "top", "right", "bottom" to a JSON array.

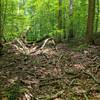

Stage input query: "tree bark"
[
  {"left": 0, "top": 0, "right": 3, "bottom": 53},
  {"left": 58, "top": 0, "right": 62, "bottom": 30},
  {"left": 57, "top": 0, "right": 63, "bottom": 42},
  {"left": 0, "top": 0, "right": 7, "bottom": 54},
  {"left": 68, "top": 0, "right": 74, "bottom": 42},
  {"left": 95, "top": 0, "right": 99, "bottom": 32},
  {"left": 0, "top": 0, "right": 2, "bottom": 40},
  {"left": 85, "top": 0, "right": 95, "bottom": 44}
]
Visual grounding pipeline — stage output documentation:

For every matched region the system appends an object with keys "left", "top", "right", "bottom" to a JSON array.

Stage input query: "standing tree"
[
  {"left": 58, "top": 0, "right": 62, "bottom": 30},
  {"left": 68, "top": 0, "right": 74, "bottom": 42},
  {"left": 85, "top": 0, "right": 95, "bottom": 44},
  {"left": 95, "top": 0, "right": 99, "bottom": 32},
  {"left": 0, "top": 0, "right": 7, "bottom": 54},
  {"left": 57, "top": 0, "right": 63, "bottom": 41},
  {"left": 0, "top": 0, "right": 3, "bottom": 53}
]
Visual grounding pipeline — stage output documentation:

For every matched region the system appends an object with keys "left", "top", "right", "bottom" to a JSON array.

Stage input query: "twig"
[
  {"left": 36, "top": 90, "right": 64, "bottom": 100},
  {"left": 40, "top": 38, "right": 55, "bottom": 49},
  {"left": 70, "top": 73, "right": 82, "bottom": 79},
  {"left": 95, "top": 65, "right": 100, "bottom": 74},
  {"left": 39, "top": 77, "right": 69, "bottom": 87},
  {"left": 83, "top": 70, "right": 100, "bottom": 85},
  {"left": 14, "top": 38, "right": 29, "bottom": 54},
  {"left": 56, "top": 54, "right": 64, "bottom": 66},
  {"left": 83, "top": 93, "right": 89, "bottom": 100},
  {"left": 39, "top": 77, "right": 67, "bottom": 82},
  {"left": 69, "top": 79, "right": 76, "bottom": 86}
]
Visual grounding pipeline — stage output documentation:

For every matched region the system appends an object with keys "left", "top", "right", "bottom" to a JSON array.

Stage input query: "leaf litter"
[{"left": 0, "top": 41, "right": 100, "bottom": 100}]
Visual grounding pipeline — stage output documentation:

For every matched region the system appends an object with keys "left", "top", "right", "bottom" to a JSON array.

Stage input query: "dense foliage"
[{"left": 1, "top": 0, "right": 100, "bottom": 43}]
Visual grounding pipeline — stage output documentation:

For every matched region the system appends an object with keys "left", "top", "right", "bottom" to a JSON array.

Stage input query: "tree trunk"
[
  {"left": 0, "top": 0, "right": 7, "bottom": 54},
  {"left": 57, "top": 0, "right": 63, "bottom": 42},
  {"left": 58, "top": 0, "right": 62, "bottom": 30},
  {"left": 63, "top": 0, "right": 67, "bottom": 39},
  {"left": 68, "top": 0, "right": 74, "bottom": 42},
  {"left": 85, "top": 0, "right": 95, "bottom": 44},
  {"left": 95, "top": 0, "right": 99, "bottom": 32},
  {"left": 0, "top": 0, "right": 3, "bottom": 54}
]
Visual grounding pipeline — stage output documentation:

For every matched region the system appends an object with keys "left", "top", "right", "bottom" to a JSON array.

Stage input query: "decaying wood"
[
  {"left": 40, "top": 38, "right": 56, "bottom": 49},
  {"left": 13, "top": 38, "right": 56, "bottom": 55}
]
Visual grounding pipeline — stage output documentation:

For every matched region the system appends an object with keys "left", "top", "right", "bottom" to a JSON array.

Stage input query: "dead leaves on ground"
[{"left": 0, "top": 42, "right": 100, "bottom": 100}]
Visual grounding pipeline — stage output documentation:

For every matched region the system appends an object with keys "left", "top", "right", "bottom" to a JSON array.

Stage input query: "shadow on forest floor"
[{"left": 0, "top": 40, "right": 100, "bottom": 100}]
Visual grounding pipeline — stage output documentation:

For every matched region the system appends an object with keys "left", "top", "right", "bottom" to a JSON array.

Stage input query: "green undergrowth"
[
  {"left": 73, "top": 43, "right": 89, "bottom": 51},
  {"left": 2, "top": 81, "right": 28, "bottom": 100}
]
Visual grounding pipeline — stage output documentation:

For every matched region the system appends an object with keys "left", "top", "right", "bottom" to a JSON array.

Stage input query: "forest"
[{"left": 0, "top": 0, "right": 100, "bottom": 100}]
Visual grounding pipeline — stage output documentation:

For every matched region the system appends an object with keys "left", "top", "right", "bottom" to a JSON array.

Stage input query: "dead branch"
[
  {"left": 14, "top": 38, "right": 29, "bottom": 54},
  {"left": 12, "top": 37, "right": 56, "bottom": 55},
  {"left": 36, "top": 90, "right": 64, "bottom": 100},
  {"left": 40, "top": 38, "right": 55, "bottom": 49},
  {"left": 83, "top": 70, "right": 100, "bottom": 85}
]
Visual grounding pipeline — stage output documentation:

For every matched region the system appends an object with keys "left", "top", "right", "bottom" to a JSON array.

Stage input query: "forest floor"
[{"left": 0, "top": 39, "right": 100, "bottom": 100}]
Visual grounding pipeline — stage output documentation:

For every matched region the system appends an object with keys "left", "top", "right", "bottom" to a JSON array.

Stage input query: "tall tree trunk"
[
  {"left": 95, "top": 0, "right": 99, "bottom": 32},
  {"left": 68, "top": 0, "right": 74, "bottom": 42},
  {"left": 85, "top": 0, "right": 95, "bottom": 44},
  {"left": 57, "top": 0, "right": 62, "bottom": 42},
  {"left": 0, "top": 0, "right": 3, "bottom": 53},
  {"left": 63, "top": 0, "right": 67, "bottom": 39},
  {"left": 0, "top": 0, "right": 7, "bottom": 54},
  {"left": 58, "top": 0, "right": 62, "bottom": 30}
]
